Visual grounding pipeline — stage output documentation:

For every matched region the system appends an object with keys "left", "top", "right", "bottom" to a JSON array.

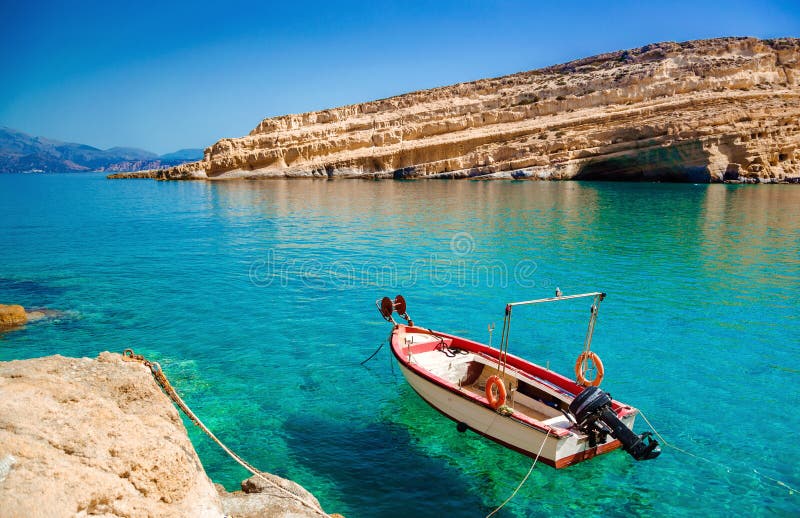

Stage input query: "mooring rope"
[
  {"left": 360, "top": 342, "right": 384, "bottom": 365},
  {"left": 122, "top": 349, "right": 328, "bottom": 517},
  {"left": 486, "top": 431, "right": 551, "bottom": 518},
  {"left": 638, "top": 410, "right": 797, "bottom": 495}
]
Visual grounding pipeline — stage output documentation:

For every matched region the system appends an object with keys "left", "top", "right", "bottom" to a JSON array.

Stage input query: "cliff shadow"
[{"left": 573, "top": 139, "right": 712, "bottom": 182}]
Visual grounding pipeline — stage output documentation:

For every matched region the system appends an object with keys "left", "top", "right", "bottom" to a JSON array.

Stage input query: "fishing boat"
[{"left": 377, "top": 292, "right": 660, "bottom": 468}]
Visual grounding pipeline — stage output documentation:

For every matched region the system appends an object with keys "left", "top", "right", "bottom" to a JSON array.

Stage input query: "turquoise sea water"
[{"left": 1, "top": 173, "right": 798, "bottom": 517}]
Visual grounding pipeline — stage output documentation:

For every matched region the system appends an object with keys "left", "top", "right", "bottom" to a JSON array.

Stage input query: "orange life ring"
[
  {"left": 575, "top": 351, "right": 604, "bottom": 386},
  {"left": 486, "top": 375, "right": 507, "bottom": 409}
]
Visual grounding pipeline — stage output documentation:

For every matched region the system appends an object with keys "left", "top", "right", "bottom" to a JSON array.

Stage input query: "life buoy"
[
  {"left": 575, "top": 351, "right": 604, "bottom": 386},
  {"left": 485, "top": 375, "right": 507, "bottom": 409}
]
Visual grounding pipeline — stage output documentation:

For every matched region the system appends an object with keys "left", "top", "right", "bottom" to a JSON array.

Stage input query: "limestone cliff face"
[
  {"left": 0, "top": 353, "right": 330, "bottom": 518},
  {"left": 152, "top": 37, "right": 800, "bottom": 183}
]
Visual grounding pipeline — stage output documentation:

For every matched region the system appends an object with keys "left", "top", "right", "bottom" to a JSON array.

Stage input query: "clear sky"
[{"left": 1, "top": 0, "right": 798, "bottom": 154}]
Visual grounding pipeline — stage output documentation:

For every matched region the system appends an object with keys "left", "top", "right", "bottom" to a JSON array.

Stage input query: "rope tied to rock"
[{"left": 121, "top": 349, "right": 328, "bottom": 517}]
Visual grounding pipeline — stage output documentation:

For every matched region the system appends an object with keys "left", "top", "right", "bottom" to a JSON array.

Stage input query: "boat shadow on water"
[{"left": 281, "top": 411, "right": 493, "bottom": 517}]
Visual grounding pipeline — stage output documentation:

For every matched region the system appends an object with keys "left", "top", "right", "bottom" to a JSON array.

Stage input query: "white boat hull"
[
  {"left": 397, "top": 362, "right": 634, "bottom": 467},
  {"left": 379, "top": 293, "right": 658, "bottom": 468}
]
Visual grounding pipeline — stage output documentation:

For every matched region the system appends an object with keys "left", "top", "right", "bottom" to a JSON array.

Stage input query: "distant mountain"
[
  {"left": 104, "top": 147, "right": 159, "bottom": 160},
  {"left": 159, "top": 148, "right": 204, "bottom": 161},
  {"left": 0, "top": 127, "right": 203, "bottom": 173}
]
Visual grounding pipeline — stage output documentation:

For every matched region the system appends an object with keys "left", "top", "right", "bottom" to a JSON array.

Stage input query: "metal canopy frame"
[
  {"left": 497, "top": 292, "right": 606, "bottom": 378},
  {"left": 507, "top": 291, "right": 605, "bottom": 307}
]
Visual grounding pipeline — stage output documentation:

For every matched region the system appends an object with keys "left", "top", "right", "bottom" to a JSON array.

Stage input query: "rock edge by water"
[
  {"left": 0, "top": 304, "right": 27, "bottom": 328},
  {"left": 0, "top": 352, "right": 332, "bottom": 517}
]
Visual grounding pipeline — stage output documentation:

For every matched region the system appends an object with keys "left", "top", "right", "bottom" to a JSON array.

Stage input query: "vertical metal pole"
[
  {"left": 582, "top": 294, "right": 601, "bottom": 354},
  {"left": 499, "top": 305, "right": 512, "bottom": 381}
]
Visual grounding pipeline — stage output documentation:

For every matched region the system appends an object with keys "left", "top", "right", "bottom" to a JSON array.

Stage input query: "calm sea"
[{"left": 1, "top": 173, "right": 798, "bottom": 517}]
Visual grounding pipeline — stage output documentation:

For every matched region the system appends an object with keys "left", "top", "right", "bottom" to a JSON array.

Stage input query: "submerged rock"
[
  {"left": 0, "top": 304, "right": 27, "bottom": 328},
  {"left": 24, "top": 307, "right": 67, "bottom": 323},
  {"left": 0, "top": 352, "right": 332, "bottom": 517}
]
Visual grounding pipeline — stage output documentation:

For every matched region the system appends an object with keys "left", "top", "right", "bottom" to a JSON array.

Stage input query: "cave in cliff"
[{"left": 573, "top": 141, "right": 713, "bottom": 182}]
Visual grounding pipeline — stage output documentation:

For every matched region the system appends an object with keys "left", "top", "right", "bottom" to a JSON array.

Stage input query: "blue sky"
[{"left": 1, "top": 0, "right": 798, "bottom": 154}]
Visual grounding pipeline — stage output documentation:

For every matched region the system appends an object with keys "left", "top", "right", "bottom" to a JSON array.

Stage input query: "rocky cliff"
[
  {"left": 0, "top": 353, "right": 331, "bottom": 517},
  {"left": 136, "top": 37, "right": 800, "bottom": 183}
]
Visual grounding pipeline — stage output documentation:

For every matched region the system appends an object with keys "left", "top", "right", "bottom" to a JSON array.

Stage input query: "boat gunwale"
[
  {"left": 395, "top": 359, "right": 625, "bottom": 468},
  {"left": 390, "top": 324, "right": 638, "bottom": 438}
]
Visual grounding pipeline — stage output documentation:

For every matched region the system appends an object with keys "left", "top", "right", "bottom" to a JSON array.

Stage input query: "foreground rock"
[
  {"left": 0, "top": 304, "right": 27, "bottom": 328},
  {"left": 0, "top": 353, "right": 330, "bottom": 517},
  {"left": 125, "top": 37, "right": 800, "bottom": 183}
]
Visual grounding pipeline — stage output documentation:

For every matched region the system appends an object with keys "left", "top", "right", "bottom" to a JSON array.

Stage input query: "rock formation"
[
  {"left": 123, "top": 37, "right": 799, "bottom": 183},
  {"left": 105, "top": 170, "right": 160, "bottom": 179},
  {"left": 0, "top": 304, "right": 27, "bottom": 328},
  {"left": 0, "top": 353, "right": 331, "bottom": 517},
  {"left": 0, "top": 305, "right": 72, "bottom": 332},
  {"left": 217, "top": 473, "right": 341, "bottom": 518}
]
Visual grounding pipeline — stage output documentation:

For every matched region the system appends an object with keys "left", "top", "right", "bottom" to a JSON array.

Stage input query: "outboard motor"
[{"left": 568, "top": 386, "right": 661, "bottom": 461}]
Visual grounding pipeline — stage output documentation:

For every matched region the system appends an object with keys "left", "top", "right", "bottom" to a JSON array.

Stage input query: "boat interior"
[{"left": 406, "top": 335, "right": 576, "bottom": 430}]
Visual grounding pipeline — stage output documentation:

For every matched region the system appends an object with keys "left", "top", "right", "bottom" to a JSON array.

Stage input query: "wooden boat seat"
[
  {"left": 468, "top": 364, "right": 518, "bottom": 394},
  {"left": 464, "top": 362, "right": 563, "bottom": 423},
  {"left": 413, "top": 349, "right": 474, "bottom": 384}
]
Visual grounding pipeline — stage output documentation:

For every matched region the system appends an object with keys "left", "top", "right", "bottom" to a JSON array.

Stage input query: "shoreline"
[{"left": 106, "top": 169, "right": 800, "bottom": 183}]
